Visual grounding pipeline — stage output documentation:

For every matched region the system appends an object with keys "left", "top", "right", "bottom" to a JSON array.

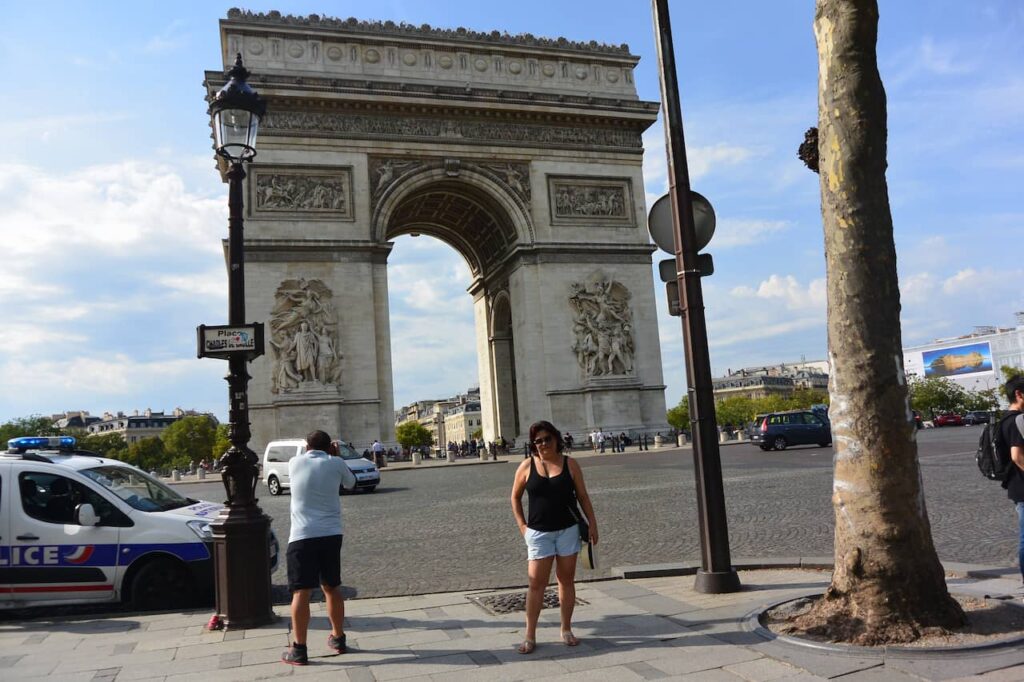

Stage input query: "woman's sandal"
[
  {"left": 561, "top": 630, "right": 581, "bottom": 647},
  {"left": 517, "top": 639, "right": 536, "bottom": 654}
]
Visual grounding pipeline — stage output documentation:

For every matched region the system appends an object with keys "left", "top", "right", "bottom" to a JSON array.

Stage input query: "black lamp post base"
[
  {"left": 211, "top": 505, "right": 276, "bottom": 630},
  {"left": 694, "top": 568, "right": 742, "bottom": 594}
]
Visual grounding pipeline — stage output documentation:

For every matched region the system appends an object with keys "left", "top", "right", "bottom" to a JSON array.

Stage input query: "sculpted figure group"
[
  {"left": 257, "top": 174, "right": 348, "bottom": 212},
  {"left": 569, "top": 280, "right": 635, "bottom": 378},
  {"left": 270, "top": 279, "right": 343, "bottom": 393}
]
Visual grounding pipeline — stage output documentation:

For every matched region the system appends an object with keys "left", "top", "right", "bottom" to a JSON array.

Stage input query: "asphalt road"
[{"left": 178, "top": 425, "right": 1018, "bottom": 600}]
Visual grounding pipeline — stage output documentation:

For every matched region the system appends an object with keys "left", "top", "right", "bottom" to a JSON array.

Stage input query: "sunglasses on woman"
[{"left": 532, "top": 436, "right": 555, "bottom": 446}]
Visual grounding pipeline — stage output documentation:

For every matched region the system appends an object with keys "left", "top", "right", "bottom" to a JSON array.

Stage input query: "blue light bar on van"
[{"left": 7, "top": 436, "right": 76, "bottom": 451}]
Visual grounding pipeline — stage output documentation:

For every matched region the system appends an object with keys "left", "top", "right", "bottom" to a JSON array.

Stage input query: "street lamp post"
[
  {"left": 651, "top": 0, "right": 740, "bottom": 594},
  {"left": 205, "top": 54, "right": 274, "bottom": 628}
]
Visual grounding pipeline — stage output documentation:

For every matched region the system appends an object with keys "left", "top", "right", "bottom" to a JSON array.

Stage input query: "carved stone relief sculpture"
[
  {"left": 251, "top": 168, "right": 353, "bottom": 220},
  {"left": 263, "top": 111, "right": 642, "bottom": 152},
  {"left": 569, "top": 280, "right": 635, "bottom": 378},
  {"left": 547, "top": 176, "right": 634, "bottom": 226},
  {"left": 269, "top": 279, "right": 343, "bottom": 394}
]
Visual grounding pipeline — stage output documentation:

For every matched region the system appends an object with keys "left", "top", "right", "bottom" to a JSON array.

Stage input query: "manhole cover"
[{"left": 470, "top": 589, "right": 587, "bottom": 615}]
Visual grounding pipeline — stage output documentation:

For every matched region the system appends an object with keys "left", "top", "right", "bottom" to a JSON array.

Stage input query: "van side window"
[
  {"left": 19, "top": 472, "right": 131, "bottom": 527},
  {"left": 266, "top": 446, "right": 297, "bottom": 462}
]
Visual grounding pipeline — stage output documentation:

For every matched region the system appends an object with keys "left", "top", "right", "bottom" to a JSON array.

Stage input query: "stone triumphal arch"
[{"left": 205, "top": 10, "right": 671, "bottom": 451}]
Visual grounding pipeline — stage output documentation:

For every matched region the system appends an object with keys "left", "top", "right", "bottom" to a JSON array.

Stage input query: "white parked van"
[
  {"left": 0, "top": 436, "right": 279, "bottom": 611},
  {"left": 263, "top": 438, "right": 380, "bottom": 496}
]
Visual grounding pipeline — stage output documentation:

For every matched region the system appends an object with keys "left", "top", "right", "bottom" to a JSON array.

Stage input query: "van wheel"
[
  {"left": 772, "top": 436, "right": 788, "bottom": 451},
  {"left": 268, "top": 476, "right": 282, "bottom": 496},
  {"left": 129, "top": 558, "right": 192, "bottom": 611}
]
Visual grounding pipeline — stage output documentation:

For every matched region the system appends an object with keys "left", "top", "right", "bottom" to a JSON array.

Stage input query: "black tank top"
[{"left": 525, "top": 455, "right": 577, "bottom": 531}]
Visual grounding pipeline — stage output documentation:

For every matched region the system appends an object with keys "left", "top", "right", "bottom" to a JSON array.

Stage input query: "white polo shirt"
[{"left": 287, "top": 449, "right": 356, "bottom": 543}]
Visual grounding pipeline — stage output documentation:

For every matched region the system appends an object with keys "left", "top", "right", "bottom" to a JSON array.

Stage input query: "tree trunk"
[{"left": 811, "top": 0, "right": 964, "bottom": 644}]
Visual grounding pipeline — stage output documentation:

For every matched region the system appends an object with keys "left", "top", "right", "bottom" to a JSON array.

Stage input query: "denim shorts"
[{"left": 524, "top": 524, "right": 581, "bottom": 561}]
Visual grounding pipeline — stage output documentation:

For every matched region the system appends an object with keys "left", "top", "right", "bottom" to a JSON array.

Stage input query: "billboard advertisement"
[{"left": 921, "top": 341, "right": 993, "bottom": 379}]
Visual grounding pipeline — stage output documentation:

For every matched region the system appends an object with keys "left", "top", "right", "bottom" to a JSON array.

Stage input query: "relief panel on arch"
[
  {"left": 249, "top": 165, "right": 354, "bottom": 221},
  {"left": 547, "top": 175, "right": 635, "bottom": 227}
]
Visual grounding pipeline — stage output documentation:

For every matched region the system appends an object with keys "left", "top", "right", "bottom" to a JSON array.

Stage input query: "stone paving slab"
[{"left": 2, "top": 565, "right": 1024, "bottom": 681}]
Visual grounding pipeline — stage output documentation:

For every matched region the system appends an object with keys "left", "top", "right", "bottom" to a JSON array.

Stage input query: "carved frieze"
[
  {"left": 269, "top": 279, "right": 342, "bottom": 395},
  {"left": 547, "top": 176, "right": 635, "bottom": 227},
  {"left": 569, "top": 279, "right": 635, "bottom": 379},
  {"left": 250, "top": 166, "right": 354, "bottom": 221},
  {"left": 262, "top": 110, "right": 642, "bottom": 152}
]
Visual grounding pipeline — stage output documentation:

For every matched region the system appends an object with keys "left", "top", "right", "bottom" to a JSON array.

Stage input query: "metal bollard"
[
  {"left": 172, "top": 469, "right": 181, "bottom": 481},
  {"left": 412, "top": 452, "right": 422, "bottom": 466},
  {"left": 198, "top": 468, "right": 206, "bottom": 480}
]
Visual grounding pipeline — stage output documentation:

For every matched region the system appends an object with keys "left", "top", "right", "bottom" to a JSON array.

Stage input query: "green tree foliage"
[
  {"left": 1001, "top": 365, "right": 1022, "bottom": 382},
  {"left": 77, "top": 433, "right": 127, "bottom": 459},
  {"left": 471, "top": 428, "right": 483, "bottom": 440},
  {"left": 122, "top": 437, "right": 167, "bottom": 472},
  {"left": 667, "top": 387, "right": 831, "bottom": 432},
  {"left": 211, "top": 423, "right": 230, "bottom": 460},
  {"left": 666, "top": 398, "right": 690, "bottom": 431},
  {"left": 161, "top": 416, "right": 217, "bottom": 464},
  {"left": 0, "top": 415, "right": 61, "bottom": 444},
  {"left": 908, "top": 376, "right": 998, "bottom": 414},
  {"left": 395, "top": 421, "right": 433, "bottom": 448}
]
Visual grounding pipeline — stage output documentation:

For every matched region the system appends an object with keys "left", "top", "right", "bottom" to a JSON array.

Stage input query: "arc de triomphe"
[{"left": 205, "top": 10, "right": 670, "bottom": 451}]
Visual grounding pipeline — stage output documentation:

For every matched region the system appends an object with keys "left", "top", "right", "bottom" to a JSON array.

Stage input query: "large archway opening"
[{"left": 382, "top": 177, "right": 525, "bottom": 445}]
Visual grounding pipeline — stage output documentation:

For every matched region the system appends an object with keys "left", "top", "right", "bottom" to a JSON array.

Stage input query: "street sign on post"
[
  {"left": 666, "top": 281, "right": 682, "bottom": 317},
  {"left": 648, "top": 191, "right": 716, "bottom": 255},
  {"left": 196, "top": 323, "right": 265, "bottom": 360}
]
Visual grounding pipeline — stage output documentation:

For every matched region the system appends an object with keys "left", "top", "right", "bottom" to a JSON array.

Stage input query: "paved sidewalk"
[{"left": 3, "top": 564, "right": 1023, "bottom": 681}]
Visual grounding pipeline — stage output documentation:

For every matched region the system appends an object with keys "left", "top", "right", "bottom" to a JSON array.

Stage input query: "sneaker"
[
  {"left": 327, "top": 632, "right": 347, "bottom": 654},
  {"left": 281, "top": 643, "right": 308, "bottom": 666}
]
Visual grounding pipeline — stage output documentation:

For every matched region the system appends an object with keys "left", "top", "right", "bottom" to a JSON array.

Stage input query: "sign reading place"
[{"left": 196, "top": 324, "right": 265, "bottom": 360}]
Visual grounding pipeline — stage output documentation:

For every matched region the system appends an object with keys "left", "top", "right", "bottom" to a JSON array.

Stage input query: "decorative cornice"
[
  {"left": 203, "top": 71, "right": 660, "bottom": 117},
  {"left": 224, "top": 8, "right": 632, "bottom": 56}
]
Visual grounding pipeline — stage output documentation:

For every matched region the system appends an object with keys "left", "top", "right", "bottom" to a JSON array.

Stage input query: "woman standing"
[{"left": 510, "top": 420, "right": 598, "bottom": 654}]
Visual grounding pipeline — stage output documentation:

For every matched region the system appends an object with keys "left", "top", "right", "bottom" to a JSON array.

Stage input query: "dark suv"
[
  {"left": 964, "top": 411, "right": 991, "bottom": 425},
  {"left": 750, "top": 410, "right": 832, "bottom": 451}
]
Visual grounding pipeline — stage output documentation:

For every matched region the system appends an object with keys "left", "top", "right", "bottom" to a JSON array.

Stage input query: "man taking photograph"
[{"left": 282, "top": 430, "right": 357, "bottom": 665}]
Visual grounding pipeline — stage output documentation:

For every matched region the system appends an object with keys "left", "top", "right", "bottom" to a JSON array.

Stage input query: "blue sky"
[{"left": 0, "top": 1, "right": 1021, "bottom": 423}]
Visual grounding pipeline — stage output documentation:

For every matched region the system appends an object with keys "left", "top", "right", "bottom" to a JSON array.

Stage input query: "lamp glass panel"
[{"left": 214, "top": 108, "right": 255, "bottom": 160}]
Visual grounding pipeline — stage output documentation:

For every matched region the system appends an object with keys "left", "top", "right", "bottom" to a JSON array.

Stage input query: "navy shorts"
[{"left": 286, "top": 534, "right": 343, "bottom": 592}]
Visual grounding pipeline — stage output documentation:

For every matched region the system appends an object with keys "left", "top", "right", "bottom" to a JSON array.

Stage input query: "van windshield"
[
  {"left": 80, "top": 465, "right": 191, "bottom": 512},
  {"left": 335, "top": 440, "right": 365, "bottom": 460}
]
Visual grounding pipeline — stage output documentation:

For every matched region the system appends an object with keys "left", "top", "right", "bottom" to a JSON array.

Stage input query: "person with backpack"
[{"left": 999, "top": 376, "right": 1024, "bottom": 588}]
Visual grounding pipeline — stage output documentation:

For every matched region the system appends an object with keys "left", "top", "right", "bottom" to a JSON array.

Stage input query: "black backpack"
[{"left": 976, "top": 413, "right": 1016, "bottom": 482}]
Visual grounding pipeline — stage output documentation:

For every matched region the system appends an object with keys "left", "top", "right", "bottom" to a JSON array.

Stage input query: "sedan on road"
[
  {"left": 933, "top": 413, "right": 964, "bottom": 427},
  {"left": 964, "top": 411, "right": 991, "bottom": 425}
]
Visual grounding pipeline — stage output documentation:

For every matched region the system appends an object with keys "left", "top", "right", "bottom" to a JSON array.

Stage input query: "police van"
[{"left": 0, "top": 436, "right": 279, "bottom": 610}]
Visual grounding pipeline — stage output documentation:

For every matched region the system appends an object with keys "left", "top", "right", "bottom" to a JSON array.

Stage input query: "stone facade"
[{"left": 206, "top": 12, "right": 669, "bottom": 451}]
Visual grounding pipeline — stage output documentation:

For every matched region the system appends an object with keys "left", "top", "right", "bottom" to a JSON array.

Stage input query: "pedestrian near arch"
[{"left": 510, "top": 420, "right": 598, "bottom": 654}]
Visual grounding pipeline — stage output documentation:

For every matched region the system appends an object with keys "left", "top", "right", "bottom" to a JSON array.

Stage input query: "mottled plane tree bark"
[{"left": 803, "top": 0, "right": 964, "bottom": 643}]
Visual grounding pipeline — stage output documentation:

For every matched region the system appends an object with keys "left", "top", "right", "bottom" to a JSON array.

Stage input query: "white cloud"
[
  {"left": 0, "top": 355, "right": 203, "bottom": 398},
  {"left": 731, "top": 275, "right": 826, "bottom": 311},
  {"left": 0, "top": 161, "right": 224, "bottom": 259},
  {"left": 713, "top": 219, "right": 790, "bottom": 249}
]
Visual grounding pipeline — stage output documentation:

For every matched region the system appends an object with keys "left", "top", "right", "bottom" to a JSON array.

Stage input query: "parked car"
[
  {"left": 964, "top": 411, "right": 991, "bottom": 426},
  {"left": 749, "top": 410, "right": 832, "bottom": 451},
  {"left": 1, "top": 436, "right": 278, "bottom": 611},
  {"left": 932, "top": 413, "right": 964, "bottom": 427},
  {"left": 263, "top": 438, "right": 380, "bottom": 496}
]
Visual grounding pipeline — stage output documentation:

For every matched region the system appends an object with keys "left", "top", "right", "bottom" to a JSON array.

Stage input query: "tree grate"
[{"left": 469, "top": 589, "right": 587, "bottom": 615}]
